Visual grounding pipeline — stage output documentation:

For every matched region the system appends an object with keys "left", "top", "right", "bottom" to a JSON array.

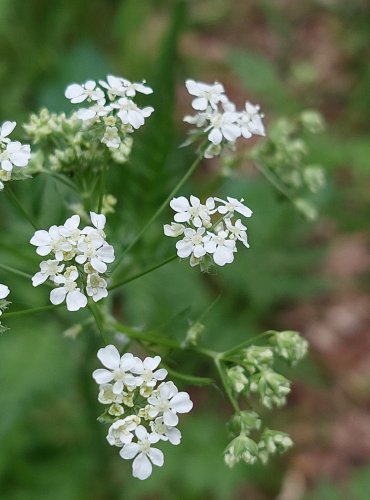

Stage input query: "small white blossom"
[
  {"left": 185, "top": 79, "right": 227, "bottom": 111},
  {"left": 119, "top": 426, "right": 164, "bottom": 480},
  {"left": 113, "top": 97, "right": 154, "bottom": 129},
  {"left": 147, "top": 381, "right": 193, "bottom": 426},
  {"left": 183, "top": 79, "right": 265, "bottom": 158},
  {"left": 176, "top": 227, "right": 209, "bottom": 260},
  {"left": 170, "top": 195, "right": 215, "bottom": 228},
  {"left": 204, "top": 229, "right": 236, "bottom": 266},
  {"left": 98, "top": 383, "right": 124, "bottom": 405},
  {"left": 101, "top": 126, "right": 121, "bottom": 149},
  {"left": 163, "top": 222, "right": 185, "bottom": 237},
  {"left": 65, "top": 80, "right": 104, "bottom": 104},
  {"left": 149, "top": 417, "right": 181, "bottom": 445},
  {"left": 165, "top": 195, "right": 252, "bottom": 268},
  {"left": 0, "top": 121, "right": 16, "bottom": 144},
  {"left": 50, "top": 266, "right": 87, "bottom": 311},
  {"left": 0, "top": 284, "right": 10, "bottom": 299},
  {"left": 86, "top": 273, "right": 108, "bottom": 302},
  {"left": 0, "top": 141, "right": 31, "bottom": 172},
  {"left": 77, "top": 98, "right": 111, "bottom": 121},
  {"left": 92, "top": 345, "right": 138, "bottom": 393},
  {"left": 32, "top": 260, "right": 65, "bottom": 287},
  {"left": 215, "top": 196, "right": 253, "bottom": 218},
  {"left": 131, "top": 356, "right": 168, "bottom": 388},
  {"left": 206, "top": 110, "right": 241, "bottom": 146},
  {"left": 107, "top": 416, "right": 140, "bottom": 446}
]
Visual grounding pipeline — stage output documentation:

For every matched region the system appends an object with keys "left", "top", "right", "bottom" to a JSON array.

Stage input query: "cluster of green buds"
[
  {"left": 222, "top": 330, "right": 307, "bottom": 467},
  {"left": 24, "top": 108, "right": 134, "bottom": 175},
  {"left": 251, "top": 109, "right": 325, "bottom": 219}
]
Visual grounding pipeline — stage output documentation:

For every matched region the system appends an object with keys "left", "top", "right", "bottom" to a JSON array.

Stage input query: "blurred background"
[{"left": 0, "top": 0, "right": 370, "bottom": 498}]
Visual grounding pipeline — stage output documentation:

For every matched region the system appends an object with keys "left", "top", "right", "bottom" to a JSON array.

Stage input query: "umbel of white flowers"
[
  {"left": 92, "top": 345, "right": 193, "bottom": 480},
  {"left": 0, "top": 121, "right": 31, "bottom": 190},
  {"left": 164, "top": 195, "right": 252, "bottom": 269},
  {"left": 30, "top": 212, "right": 115, "bottom": 311},
  {"left": 183, "top": 79, "right": 265, "bottom": 159},
  {"left": 64, "top": 75, "right": 154, "bottom": 150}
]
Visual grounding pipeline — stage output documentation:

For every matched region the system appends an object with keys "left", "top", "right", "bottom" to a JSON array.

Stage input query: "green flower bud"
[
  {"left": 224, "top": 435, "right": 259, "bottom": 467},
  {"left": 242, "top": 346, "right": 274, "bottom": 374},
  {"left": 303, "top": 165, "right": 325, "bottom": 193},
  {"left": 270, "top": 330, "right": 308, "bottom": 365},
  {"left": 228, "top": 411, "right": 261, "bottom": 435},
  {"left": 258, "top": 429, "right": 293, "bottom": 464},
  {"left": 300, "top": 110, "right": 325, "bottom": 134},
  {"left": 250, "top": 370, "right": 291, "bottom": 409},
  {"left": 226, "top": 365, "right": 248, "bottom": 393}
]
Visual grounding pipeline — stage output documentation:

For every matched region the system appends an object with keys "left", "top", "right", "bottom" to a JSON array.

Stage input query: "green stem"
[
  {"left": 253, "top": 160, "right": 297, "bottom": 206},
  {"left": 215, "top": 356, "right": 240, "bottom": 413},
  {"left": 164, "top": 366, "right": 214, "bottom": 386},
  {"left": 40, "top": 170, "right": 78, "bottom": 192},
  {"left": 6, "top": 186, "right": 38, "bottom": 229},
  {"left": 0, "top": 263, "right": 33, "bottom": 281},
  {"left": 222, "top": 331, "right": 273, "bottom": 358},
  {"left": 109, "top": 254, "right": 177, "bottom": 291},
  {"left": 2, "top": 303, "right": 61, "bottom": 319},
  {"left": 88, "top": 301, "right": 109, "bottom": 344},
  {"left": 97, "top": 167, "right": 107, "bottom": 213},
  {"left": 112, "top": 151, "right": 204, "bottom": 276}
]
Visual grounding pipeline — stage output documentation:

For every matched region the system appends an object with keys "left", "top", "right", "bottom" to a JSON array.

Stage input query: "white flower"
[
  {"left": 0, "top": 284, "right": 10, "bottom": 299},
  {"left": 59, "top": 215, "right": 81, "bottom": 246},
  {"left": 207, "top": 111, "right": 241, "bottom": 146},
  {"left": 101, "top": 126, "right": 121, "bottom": 149},
  {"left": 32, "top": 260, "right": 65, "bottom": 286},
  {"left": 0, "top": 121, "right": 16, "bottom": 144},
  {"left": 225, "top": 218, "right": 249, "bottom": 247},
  {"left": 107, "top": 416, "right": 139, "bottom": 446},
  {"left": 100, "top": 75, "right": 153, "bottom": 99},
  {"left": 150, "top": 417, "right": 182, "bottom": 445},
  {"left": 86, "top": 273, "right": 108, "bottom": 302},
  {"left": 185, "top": 80, "right": 226, "bottom": 111},
  {"left": 99, "top": 75, "right": 127, "bottom": 99},
  {"left": 76, "top": 99, "right": 111, "bottom": 121},
  {"left": 76, "top": 240, "right": 115, "bottom": 273},
  {"left": 215, "top": 196, "right": 253, "bottom": 218},
  {"left": 147, "top": 381, "right": 193, "bottom": 426},
  {"left": 98, "top": 383, "right": 124, "bottom": 405},
  {"left": 30, "top": 225, "right": 70, "bottom": 261},
  {"left": 176, "top": 227, "right": 209, "bottom": 259},
  {"left": 131, "top": 356, "right": 168, "bottom": 388},
  {"left": 92, "top": 345, "right": 138, "bottom": 393},
  {"left": 0, "top": 141, "right": 31, "bottom": 172},
  {"left": 65, "top": 80, "right": 104, "bottom": 104},
  {"left": 113, "top": 97, "right": 154, "bottom": 129},
  {"left": 204, "top": 230, "right": 236, "bottom": 266},
  {"left": 170, "top": 195, "right": 215, "bottom": 228},
  {"left": 163, "top": 222, "right": 185, "bottom": 237},
  {"left": 239, "top": 102, "right": 265, "bottom": 137},
  {"left": 119, "top": 425, "right": 164, "bottom": 480},
  {"left": 50, "top": 266, "right": 87, "bottom": 311}
]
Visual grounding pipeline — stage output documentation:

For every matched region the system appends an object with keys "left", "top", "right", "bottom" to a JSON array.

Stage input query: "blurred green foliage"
[{"left": 1, "top": 0, "right": 370, "bottom": 498}]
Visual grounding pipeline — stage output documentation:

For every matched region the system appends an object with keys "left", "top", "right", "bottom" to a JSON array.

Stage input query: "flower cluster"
[
  {"left": 251, "top": 110, "right": 325, "bottom": 219},
  {"left": 30, "top": 212, "right": 115, "bottom": 311},
  {"left": 0, "top": 283, "right": 10, "bottom": 333},
  {"left": 164, "top": 195, "right": 252, "bottom": 268},
  {"left": 65, "top": 75, "right": 154, "bottom": 150},
  {"left": 221, "top": 330, "right": 307, "bottom": 467},
  {"left": 92, "top": 345, "right": 193, "bottom": 480},
  {"left": 183, "top": 79, "right": 265, "bottom": 159},
  {"left": 0, "top": 121, "right": 31, "bottom": 190}
]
